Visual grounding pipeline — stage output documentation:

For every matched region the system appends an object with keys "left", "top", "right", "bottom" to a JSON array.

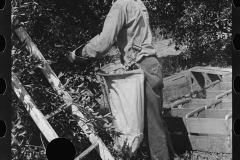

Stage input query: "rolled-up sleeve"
[{"left": 81, "top": 4, "right": 125, "bottom": 58}]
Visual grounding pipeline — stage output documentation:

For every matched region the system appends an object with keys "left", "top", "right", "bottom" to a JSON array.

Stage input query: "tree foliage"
[
  {"left": 145, "top": 0, "right": 231, "bottom": 68},
  {"left": 12, "top": 1, "right": 121, "bottom": 160},
  {"left": 11, "top": 0, "right": 231, "bottom": 159}
]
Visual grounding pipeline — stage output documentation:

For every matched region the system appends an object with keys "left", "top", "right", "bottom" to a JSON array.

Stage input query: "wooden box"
[
  {"left": 162, "top": 67, "right": 232, "bottom": 153},
  {"left": 163, "top": 107, "right": 232, "bottom": 153}
]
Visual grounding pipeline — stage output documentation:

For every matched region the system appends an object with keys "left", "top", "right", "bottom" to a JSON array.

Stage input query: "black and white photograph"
[{"left": 10, "top": 0, "right": 232, "bottom": 159}]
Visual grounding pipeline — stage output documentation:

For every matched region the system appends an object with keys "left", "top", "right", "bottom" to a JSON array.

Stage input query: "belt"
[{"left": 138, "top": 55, "right": 158, "bottom": 63}]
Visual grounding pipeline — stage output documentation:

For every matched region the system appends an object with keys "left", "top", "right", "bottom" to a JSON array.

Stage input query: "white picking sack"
[{"left": 98, "top": 61, "right": 145, "bottom": 156}]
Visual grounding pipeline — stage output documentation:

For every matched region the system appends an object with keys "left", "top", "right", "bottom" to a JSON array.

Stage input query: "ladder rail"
[
  {"left": 12, "top": 72, "right": 59, "bottom": 142},
  {"left": 75, "top": 142, "right": 99, "bottom": 160}
]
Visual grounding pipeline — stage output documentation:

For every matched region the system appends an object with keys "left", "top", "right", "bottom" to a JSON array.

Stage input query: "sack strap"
[{"left": 123, "top": 0, "right": 148, "bottom": 70}]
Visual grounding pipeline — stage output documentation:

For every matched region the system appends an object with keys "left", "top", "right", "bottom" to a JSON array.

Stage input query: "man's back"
[
  {"left": 114, "top": 0, "right": 156, "bottom": 63},
  {"left": 78, "top": 0, "right": 156, "bottom": 62}
]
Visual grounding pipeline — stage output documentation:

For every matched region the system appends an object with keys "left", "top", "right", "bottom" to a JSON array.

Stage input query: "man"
[{"left": 68, "top": 0, "right": 176, "bottom": 159}]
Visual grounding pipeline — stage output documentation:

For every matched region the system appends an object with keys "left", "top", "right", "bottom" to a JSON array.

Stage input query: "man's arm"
[{"left": 73, "top": 3, "right": 125, "bottom": 60}]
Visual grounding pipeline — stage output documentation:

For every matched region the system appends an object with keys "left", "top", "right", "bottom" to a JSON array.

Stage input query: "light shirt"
[{"left": 76, "top": 0, "right": 156, "bottom": 63}]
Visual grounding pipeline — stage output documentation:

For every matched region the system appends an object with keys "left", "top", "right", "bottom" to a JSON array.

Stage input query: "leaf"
[
  {"left": 96, "top": 115, "right": 103, "bottom": 119},
  {"left": 54, "top": 44, "right": 64, "bottom": 47},
  {"left": 12, "top": 127, "right": 16, "bottom": 133},
  {"left": 92, "top": 111, "right": 99, "bottom": 115},
  {"left": 58, "top": 71, "right": 64, "bottom": 78},
  {"left": 81, "top": 96, "right": 88, "bottom": 101},
  {"left": 46, "top": 60, "right": 56, "bottom": 65},
  {"left": 28, "top": 70, "right": 35, "bottom": 74},
  {"left": 69, "top": 88, "right": 75, "bottom": 93},
  {"left": 88, "top": 108, "right": 94, "bottom": 113},
  {"left": 18, "top": 130, "right": 26, "bottom": 136},
  {"left": 16, "top": 124, "right": 24, "bottom": 129},
  {"left": 102, "top": 118, "right": 109, "bottom": 123},
  {"left": 15, "top": 71, "right": 22, "bottom": 77},
  {"left": 12, "top": 137, "right": 21, "bottom": 146},
  {"left": 34, "top": 64, "right": 43, "bottom": 70},
  {"left": 77, "top": 83, "right": 84, "bottom": 88}
]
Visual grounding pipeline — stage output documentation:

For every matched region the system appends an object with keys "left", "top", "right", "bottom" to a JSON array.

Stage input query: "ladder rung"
[
  {"left": 45, "top": 104, "right": 70, "bottom": 119},
  {"left": 75, "top": 142, "right": 99, "bottom": 160}
]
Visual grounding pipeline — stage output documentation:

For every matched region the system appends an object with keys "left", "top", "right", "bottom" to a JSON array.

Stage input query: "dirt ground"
[{"left": 176, "top": 150, "right": 232, "bottom": 160}]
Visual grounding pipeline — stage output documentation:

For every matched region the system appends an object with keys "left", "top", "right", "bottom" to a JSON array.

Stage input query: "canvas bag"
[
  {"left": 97, "top": 0, "right": 148, "bottom": 155},
  {"left": 97, "top": 60, "right": 145, "bottom": 155}
]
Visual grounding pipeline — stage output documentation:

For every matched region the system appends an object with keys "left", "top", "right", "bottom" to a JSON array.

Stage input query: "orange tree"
[{"left": 11, "top": 0, "right": 122, "bottom": 160}]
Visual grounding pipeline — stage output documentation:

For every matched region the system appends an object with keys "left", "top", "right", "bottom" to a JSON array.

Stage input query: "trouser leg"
[
  {"left": 160, "top": 91, "right": 176, "bottom": 160},
  {"left": 145, "top": 82, "right": 170, "bottom": 160},
  {"left": 139, "top": 56, "right": 174, "bottom": 160}
]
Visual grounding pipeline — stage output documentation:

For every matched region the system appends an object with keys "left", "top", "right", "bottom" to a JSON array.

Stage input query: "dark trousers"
[{"left": 138, "top": 56, "right": 175, "bottom": 160}]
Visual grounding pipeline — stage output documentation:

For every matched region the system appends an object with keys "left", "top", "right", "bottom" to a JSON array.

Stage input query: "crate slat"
[
  {"left": 192, "top": 68, "right": 231, "bottom": 76},
  {"left": 163, "top": 108, "right": 232, "bottom": 119},
  {"left": 207, "top": 82, "right": 232, "bottom": 91},
  {"left": 164, "top": 117, "right": 231, "bottom": 135},
  {"left": 182, "top": 99, "right": 232, "bottom": 109},
  {"left": 186, "top": 118, "right": 230, "bottom": 135},
  {"left": 170, "top": 134, "right": 232, "bottom": 153},
  {"left": 204, "top": 109, "right": 232, "bottom": 119},
  {"left": 206, "top": 90, "right": 232, "bottom": 99}
]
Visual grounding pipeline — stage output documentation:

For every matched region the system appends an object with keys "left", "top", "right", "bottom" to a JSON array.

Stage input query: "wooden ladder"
[{"left": 12, "top": 27, "right": 114, "bottom": 160}]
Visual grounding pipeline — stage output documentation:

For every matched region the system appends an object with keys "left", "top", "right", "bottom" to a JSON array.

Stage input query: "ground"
[{"left": 176, "top": 150, "right": 232, "bottom": 160}]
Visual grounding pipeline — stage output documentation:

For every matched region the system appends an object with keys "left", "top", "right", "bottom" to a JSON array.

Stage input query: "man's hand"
[
  {"left": 68, "top": 51, "right": 76, "bottom": 63},
  {"left": 68, "top": 45, "right": 88, "bottom": 63}
]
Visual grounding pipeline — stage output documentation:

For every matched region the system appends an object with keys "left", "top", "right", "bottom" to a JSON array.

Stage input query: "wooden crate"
[
  {"left": 162, "top": 66, "right": 232, "bottom": 153},
  {"left": 163, "top": 67, "right": 232, "bottom": 103},
  {"left": 163, "top": 108, "right": 232, "bottom": 135},
  {"left": 190, "top": 67, "right": 232, "bottom": 85},
  {"left": 163, "top": 72, "right": 202, "bottom": 102},
  {"left": 163, "top": 107, "right": 232, "bottom": 153}
]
